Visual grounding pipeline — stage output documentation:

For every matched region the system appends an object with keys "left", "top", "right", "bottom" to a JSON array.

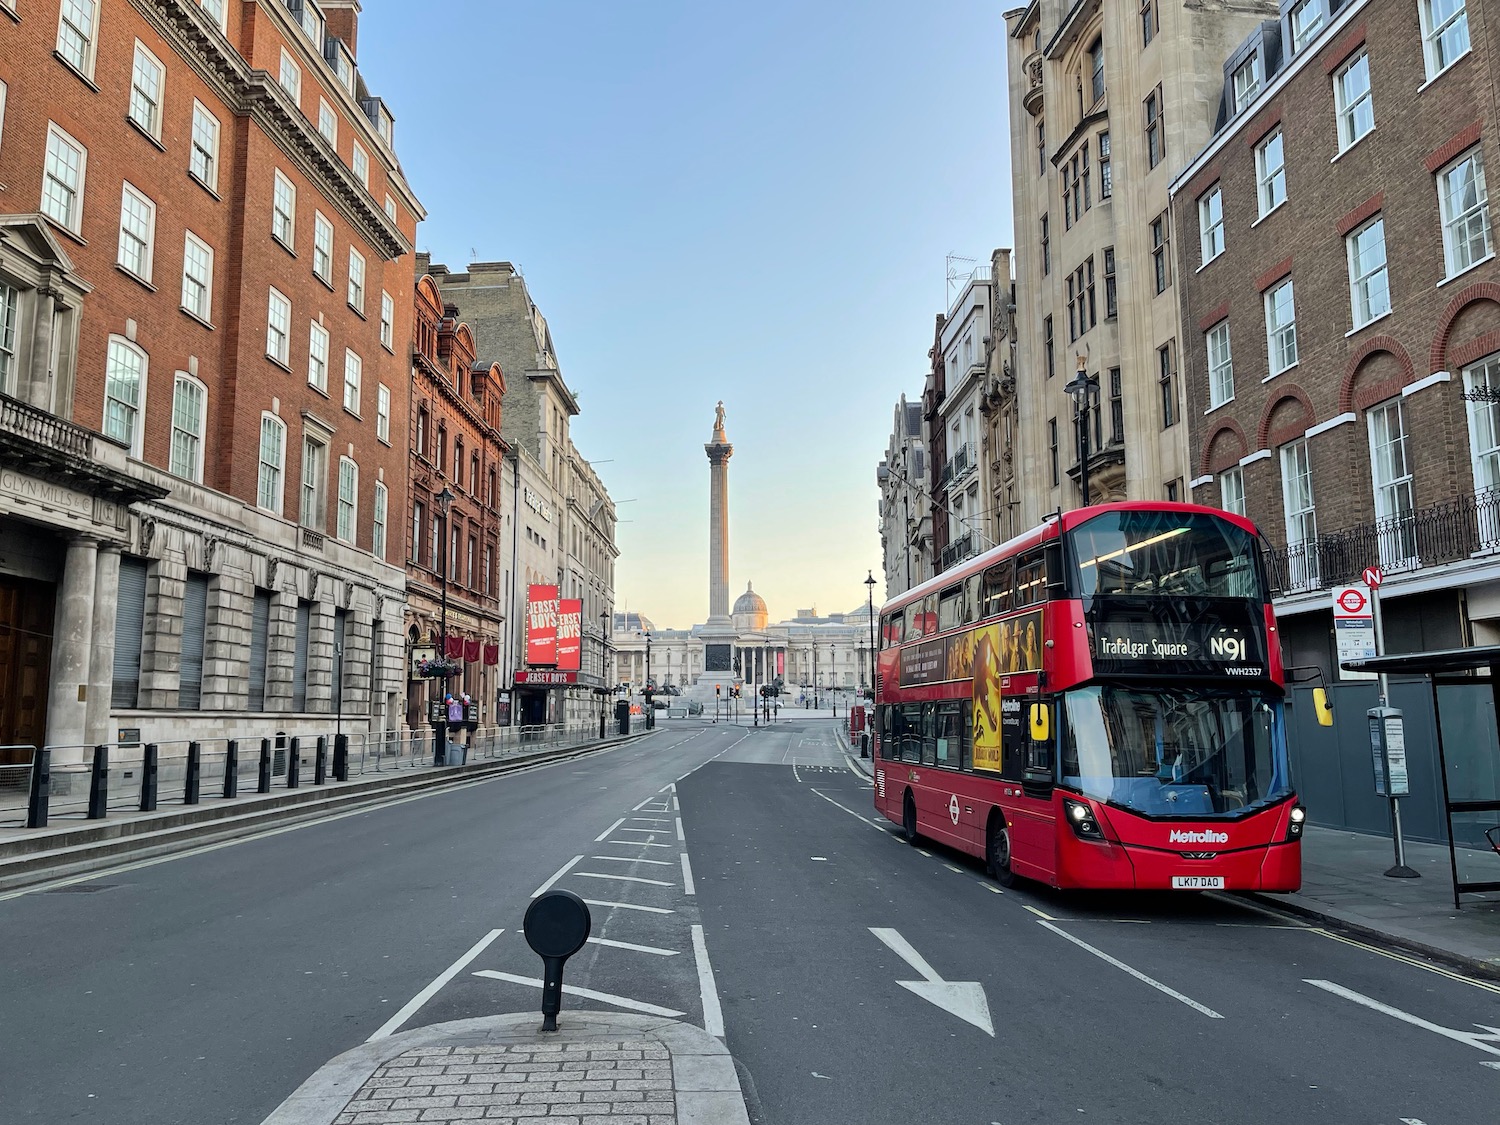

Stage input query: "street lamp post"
[
  {"left": 831, "top": 644, "right": 837, "bottom": 718},
  {"left": 433, "top": 485, "right": 456, "bottom": 766},
  {"left": 864, "top": 568, "right": 877, "bottom": 694},
  {"left": 641, "top": 630, "right": 654, "bottom": 729},
  {"left": 599, "top": 612, "right": 610, "bottom": 739},
  {"left": 1065, "top": 354, "right": 1100, "bottom": 509}
]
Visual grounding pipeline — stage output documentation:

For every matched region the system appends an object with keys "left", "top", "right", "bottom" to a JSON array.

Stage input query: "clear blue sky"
[{"left": 360, "top": 1, "right": 1013, "bottom": 629}]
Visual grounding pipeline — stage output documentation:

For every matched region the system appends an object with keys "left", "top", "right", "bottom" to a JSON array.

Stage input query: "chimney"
[{"left": 322, "top": 0, "right": 360, "bottom": 59}]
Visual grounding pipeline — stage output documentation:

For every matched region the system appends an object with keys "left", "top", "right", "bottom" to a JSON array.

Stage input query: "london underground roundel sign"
[{"left": 1335, "top": 587, "right": 1368, "bottom": 615}]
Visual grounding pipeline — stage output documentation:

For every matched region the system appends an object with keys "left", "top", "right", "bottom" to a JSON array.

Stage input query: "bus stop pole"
[{"left": 1372, "top": 587, "right": 1417, "bottom": 878}]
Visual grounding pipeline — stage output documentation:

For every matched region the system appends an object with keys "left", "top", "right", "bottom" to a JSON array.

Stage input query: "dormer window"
[
  {"left": 1289, "top": 0, "right": 1324, "bottom": 53},
  {"left": 1231, "top": 53, "right": 1260, "bottom": 113},
  {"left": 299, "top": 0, "right": 324, "bottom": 47}
]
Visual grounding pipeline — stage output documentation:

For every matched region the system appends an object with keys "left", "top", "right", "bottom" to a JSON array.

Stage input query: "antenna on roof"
[{"left": 946, "top": 253, "right": 980, "bottom": 301}]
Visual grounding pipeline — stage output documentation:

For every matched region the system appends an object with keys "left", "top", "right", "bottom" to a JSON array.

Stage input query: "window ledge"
[
  {"left": 381, "top": 340, "right": 395, "bottom": 355},
  {"left": 3, "top": 3, "right": 19, "bottom": 25},
  {"left": 1417, "top": 50, "right": 1471, "bottom": 95},
  {"left": 188, "top": 171, "right": 221, "bottom": 201},
  {"left": 1330, "top": 128, "right": 1375, "bottom": 165},
  {"left": 308, "top": 383, "right": 330, "bottom": 399},
  {"left": 378, "top": 436, "right": 392, "bottom": 448},
  {"left": 267, "top": 354, "right": 292, "bottom": 373},
  {"left": 1251, "top": 201, "right": 1286, "bottom": 228},
  {"left": 1438, "top": 252, "right": 1496, "bottom": 288},
  {"left": 1204, "top": 398, "right": 1236, "bottom": 415},
  {"left": 348, "top": 303, "right": 367, "bottom": 320},
  {"left": 1195, "top": 250, "right": 1224, "bottom": 275},
  {"left": 114, "top": 264, "right": 156, "bottom": 292},
  {"left": 40, "top": 213, "right": 87, "bottom": 246},
  {"left": 315, "top": 272, "right": 334, "bottom": 291},
  {"left": 272, "top": 234, "right": 297, "bottom": 258},
  {"left": 180, "top": 306, "right": 215, "bottom": 331},
  {"left": 125, "top": 116, "right": 166, "bottom": 152},
  {"left": 343, "top": 404, "right": 362, "bottom": 420},
  {"left": 1346, "top": 308, "right": 1394, "bottom": 338},
  {"left": 52, "top": 51, "right": 99, "bottom": 91},
  {"left": 1264, "top": 362, "right": 1299, "bottom": 383}
]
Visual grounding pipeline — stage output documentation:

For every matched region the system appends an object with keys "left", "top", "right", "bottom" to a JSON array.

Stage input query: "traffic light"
[{"left": 715, "top": 684, "right": 721, "bottom": 696}]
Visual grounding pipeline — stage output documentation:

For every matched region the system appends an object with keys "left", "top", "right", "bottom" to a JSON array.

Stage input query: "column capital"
[{"left": 67, "top": 534, "right": 101, "bottom": 550}]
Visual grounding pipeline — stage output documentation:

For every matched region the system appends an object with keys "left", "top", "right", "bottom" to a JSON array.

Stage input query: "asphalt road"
[{"left": 2, "top": 717, "right": 1497, "bottom": 1125}]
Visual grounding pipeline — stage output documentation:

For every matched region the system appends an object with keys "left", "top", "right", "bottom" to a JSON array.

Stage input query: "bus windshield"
[
  {"left": 1062, "top": 686, "right": 1291, "bottom": 818},
  {"left": 1069, "top": 510, "right": 1261, "bottom": 599}
]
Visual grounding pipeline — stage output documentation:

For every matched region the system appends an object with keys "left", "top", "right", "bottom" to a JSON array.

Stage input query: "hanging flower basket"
[{"left": 416, "top": 655, "right": 462, "bottom": 679}]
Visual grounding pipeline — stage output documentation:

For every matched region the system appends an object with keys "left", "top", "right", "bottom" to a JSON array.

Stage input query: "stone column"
[
  {"left": 84, "top": 544, "right": 121, "bottom": 746},
  {"left": 704, "top": 427, "right": 733, "bottom": 623},
  {"left": 45, "top": 536, "right": 99, "bottom": 763}
]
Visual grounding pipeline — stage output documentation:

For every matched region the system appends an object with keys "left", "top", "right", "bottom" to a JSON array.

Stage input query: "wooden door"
[{"left": 0, "top": 575, "right": 56, "bottom": 750}]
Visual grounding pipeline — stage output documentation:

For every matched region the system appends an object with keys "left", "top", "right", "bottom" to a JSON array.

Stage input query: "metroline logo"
[{"left": 1169, "top": 828, "right": 1228, "bottom": 845}]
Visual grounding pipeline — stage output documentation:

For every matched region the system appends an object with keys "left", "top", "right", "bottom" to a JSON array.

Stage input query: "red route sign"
[
  {"left": 1336, "top": 588, "right": 1368, "bottom": 615},
  {"left": 1362, "top": 566, "right": 1384, "bottom": 589}
]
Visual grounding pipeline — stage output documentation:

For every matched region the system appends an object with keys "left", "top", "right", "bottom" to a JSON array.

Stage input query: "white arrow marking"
[
  {"left": 1306, "top": 979, "right": 1500, "bottom": 1064},
  {"left": 870, "top": 927, "right": 994, "bottom": 1036}
]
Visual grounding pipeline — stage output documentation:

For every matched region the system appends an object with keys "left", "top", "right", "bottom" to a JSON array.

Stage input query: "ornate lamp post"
[
  {"left": 1065, "top": 354, "right": 1099, "bottom": 509},
  {"left": 864, "top": 570, "right": 877, "bottom": 697}
]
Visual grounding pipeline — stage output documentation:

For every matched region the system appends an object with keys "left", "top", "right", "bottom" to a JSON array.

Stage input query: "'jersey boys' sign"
[{"left": 527, "top": 585, "right": 560, "bottom": 665}]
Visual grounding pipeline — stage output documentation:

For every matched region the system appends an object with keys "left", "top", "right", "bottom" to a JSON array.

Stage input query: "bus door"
[{"left": 1004, "top": 696, "right": 1058, "bottom": 879}]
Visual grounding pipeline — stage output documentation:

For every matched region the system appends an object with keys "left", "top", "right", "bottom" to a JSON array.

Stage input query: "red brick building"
[
  {"left": 1172, "top": 0, "right": 1500, "bottom": 674},
  {"left": 0, "top": 0, "right": 422, "bottom": 762},
  {"left": 403, "top": 274, "right": 507, "bottom": 731}
]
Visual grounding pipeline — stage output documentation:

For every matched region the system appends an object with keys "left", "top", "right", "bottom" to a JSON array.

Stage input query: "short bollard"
[
  {"left": 224, "top": 740, "right": 239, "bottom": 799},
  {"left": 87, "top": 745, "right": 109, "bottom": 819},
  {"left": 287, "top": 737, "right": 301, "bottom": 788},
  {"left": 860, "top": 732, "right": 870, "bottom": 759},
  {"left": 314, "top": 736, "right": 328, "bottom": 785},
  {"left": 140, "top": 743, "right": 159, "bottom": 811},
  {"left": 185, "top": 741, "right": 201, "bottom": 805},
  {"left": 523, "top": 890, "right": 592, "bottom": 1033},
  {"left": 258, "top": 739, "right": 272, "bottom": 794},
  {"left": 25, "top": 747, "right": 50, "bottom": 829},
  {"left": 333, "top": 733, "right": 349, "bottom": 782}
]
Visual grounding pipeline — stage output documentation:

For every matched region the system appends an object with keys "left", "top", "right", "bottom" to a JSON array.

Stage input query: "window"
[
  {"left": 1068, "top": 257, "right": 1096, "bottom": 339},
  {"left": 1141, "top": 0, "right": 1155, "bottom": 46},
  {"left": 336, "top": 457, "right": 357, "bottom": 542},
  {"left": 1232, "top": 54, "right": 1261, "bottom": 112},
  {"left": 267, "top": 288, "right": 291, "bottom": 364},
  {"left": 468, "top": 536, "right": 477, "bottom": 587},
  {"left": 470, "top": 452, "right": 479, "bottom": 494},
  {"left": 348, "top": 247, "right": 365, "bottom": 312},
  {"left": 1347, "top": 217, "right": 1391, "bottom": 327},
  {"left": 129, "top": 42, "right": 165, "bottom": 140},
  {"left": 177, "top": 573, "right": 209, "bottom": 710},
  {"left": 436, "top": 425, "right": 446, "bottom": 473},
  {"left": 342, "top": 348, "right": 361, "bottom": 414},
  {"left": 1098, "top": 131, "right": 1111, "bottom": 199},
  {"left": 117, "top": 183, "right": 157, "bottom": 281},
  {"left": 373, "top": 481, "right": 388, "bottom": 558},
  {"left": 484, "top": 545, "right": 493, "bottom": 594},
  {"left": 384, "top": 194, "right": 397, "bottom": 222},
  {"left": 104, "top": 338, "right": 146, "bottom": 453},
  {"left": 292, "top": 600, "right": 311, "bottom": 711},
  {"left": 258, "top": 413, "right": 286, "bottom": 513},
  {"left": 306, "top": 320, "right": 328, "bottom": 392},
  {"left": 248, "top": 589, "right": 270, "bottom": 711},
  {"left": 1438, "top": 148, "right": 1492, "bottom": 277},
  {"left": 279, "top": 48, "right": 301, "bottom": 103},
  {"left": 450, "top": 525, "right": 461, "bottom": 581},
  {"left": 57, "top": 0, "right": 97, "bottom": 76},
  {"left": 1265, "top": 279, "right": 1298, "bottom": 374},
  {"left": 1049, "top": 418, "right": 1059, "bottom": 486},
  {"left": 1199, "top": 185, "right": 1225, "bottom": 264},
  {"left": 1289, "top": 0, "right": 1325, "bottom": 53},
  {"left": 273, "top": 170, "right": 296, "bottom": 247},
  {"left": 170, "top": 374, "right": 207, "bottom": 481},
  {"left": 1464, "top": 355, "right": 1500, "bottom": 546},
  {"left": 42, "top": 124, "right": 86, "bottom": 232},
  {"left": 1158, "top": 341, "right": 1177, "bottom": 428},
  {"left": 1088, "top": 37, "right": 1105, "bottom": 105},
  {"left": 200, "top": 0, "right": 227, "bottom": 32},
  {"left": 181, "top": 232, "right": 214, "bottom": 322},
  {"left": 1207, "top": 321, "right": 1234, "bottom": 407},
  {"left": 1040, "top": 213, "right": 1050, "bottom": 275},
  {"left": 300, "top": 434, "right": 327, "bottom": 529},
  {"left": 1037, "top": 120, "right": 1046, "bottom": 177},
  {"left": 1165, "top": 479, "right": 1182, "bottom": 502},
  {"left": 1044, "top": 315, "right": 1055, "bottom": 379},
  {"left": 431, "top": 514, "right": 440, "bottom": 569},
  {"left": 416, "top": 407, "right": 428, "bottom": 458},
  {"left": 1256, "top": 130, "right": 1286, "bottom": 216},
  {"left": 112, "top": 557, "right": 147, "bottom": 708},
  {"left": 313, "top": 212, "right": 333, "bottom": 282},
  {"left": 352, "top": 141, "right": 369, "bottom": 189},
  {"left": 190, "top": 102, "right": 220, "bottom": 190},
  {"left": 1151, "top": 213, "right": 1171, "bottom": 294},
  {"left": 0, "top": 283, "right": 16, "bottom": 396},
  {"left": 299, "top": 0, "right": 325, "bottom": 45},
  {"left": 1145, "top": 87, "right": 1163, "bottom": 169},
  {"left": 1421, "top": 0, "right": 1470, "bottom": 78},
  {"left": 1368, "top": 400, "right": 1417, "bottom": 566},
  {"left": 1108, "top": 368, "right": 1124, "bottom": 445},
  {"left": 1334, "top": 52, "right": 1374, "bottom": 150},
  {"left": 1281, "top": 439, "right": 1318, "bottom": 589},
  {"left": 380, "top": 290, "right": 394, "bottom": 349},
  {"left": 317, "top": 98, "right": 337, "bottom": 145},
  {"left": 454, "top": 438, "right": 465, "bottom": 488},
  {"left": 412, "top": 499, "right": 425, "bottom": 564},
  {"left": 1219, "top": 467, "right": 1246, "bottom": 516},
  {"left": 376, "top": 383, "right": 391, "bottom": 443},
  {"left": 1103, "top": 247, "right": 1117, "bottom": 317}
]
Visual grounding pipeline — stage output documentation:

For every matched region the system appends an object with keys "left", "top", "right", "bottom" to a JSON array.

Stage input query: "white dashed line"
[
  {"left": 573, "top": 871, "right": 674, "bottom": 887},
  {"left": 593, "top": 818, "right": 626, "bottom": 842},
  {"left": 368, "top": 928, "right": 504, "bottom": 1041},
  {"left": 474, "top": 970, "right": 684, "bottom": 1018},
  {"left": 590, "top": 855, "right": 672, "bottom": 866},
  {"left": 681, "top": 853, "right": 696, "bottom": 895},
  {"left": 581, "top": 898, "right": 674, "bottom": 915},
  {"left": 587, "top": 936, "right": 681, "bottom": 957},
  {"left": 675, "top": 817, "right": 685, "bottom": 841},
  {"left": 692, "top": 925, "right": 726, "bottom": 1038},
  {"left": 531, "top": 855, "right": 583, "bottom": 898},
  {"left": 1039, "top": 920, "right": 1223, "bottom": 1019}
]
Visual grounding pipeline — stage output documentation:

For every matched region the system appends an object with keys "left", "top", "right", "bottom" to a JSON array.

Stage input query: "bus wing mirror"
[
  {"left": 1029, "top": 703, "right": 1050, "bottom": 742},
  {"left": 1312, "top": 687, "right": 1334, "bottom": 727}
]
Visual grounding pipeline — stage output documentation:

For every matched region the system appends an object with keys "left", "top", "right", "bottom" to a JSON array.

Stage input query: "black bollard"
[
  {"left": 314, "top": 736, "right": 327, "bottom": 785},
  {"left": 258, "top": 738, "right": 272, "bottom": 794},
  {"left": 25, "top": 748, "right": 50, "bottom": 829},
  {"left": 141, "top": 743, "right": 159, "bottom": 811},
  {"left": 87, "top": 745, "right": 109, "bottom": 819},
  {"left": 224, "top": 740, "right": 239, "bottom": 799},
  {"left": 287, "top": 737, "right": 301, "bottom": 788},
  {"left": 185, "top": 741, "right": 201, "bottom": 805},
  {"left": 523, "top": 890, "right": 592, "bottom": 1033},
  {"left": 333, "top": 733, "right": 348, "bottom": 782}
]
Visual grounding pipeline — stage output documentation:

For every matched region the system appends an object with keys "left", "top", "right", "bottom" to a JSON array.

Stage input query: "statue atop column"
[{"left": 713, "top": 400, "right": 727, "bottom": 442}]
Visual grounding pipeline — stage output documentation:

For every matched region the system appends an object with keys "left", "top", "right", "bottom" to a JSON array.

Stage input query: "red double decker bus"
[{"left": 873, "top": 501, "right": 1312, "bottom": 891}]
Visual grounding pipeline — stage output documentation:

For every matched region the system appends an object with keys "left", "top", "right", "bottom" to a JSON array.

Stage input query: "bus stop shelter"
[{"left": 1343, "top": 646, "right": 1500, "bottom": 908}]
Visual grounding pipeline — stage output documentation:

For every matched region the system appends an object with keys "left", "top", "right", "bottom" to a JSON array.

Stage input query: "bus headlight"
[
  {"left": 1286, "top": 805, "right": 1307, "bottom": 841},
  {"left": 1063, "top": 798, "right": 1105, "bottom": 842}
]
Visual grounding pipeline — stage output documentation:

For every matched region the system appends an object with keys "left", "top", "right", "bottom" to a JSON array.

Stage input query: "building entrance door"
[{"left": 0, "top": 574, "right": 56, "bottom": 750}]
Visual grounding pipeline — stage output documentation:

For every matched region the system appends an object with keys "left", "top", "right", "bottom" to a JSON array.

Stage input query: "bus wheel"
[
  {"left": 902, "top": 792, "right": 919, "bottom": 846},
  {"left": 987, "top": 817, "right": 1016, "bottom": 887}
]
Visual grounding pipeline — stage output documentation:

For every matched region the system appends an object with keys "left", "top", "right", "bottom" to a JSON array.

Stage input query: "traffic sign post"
[{"left": 1332, "top": 585, "right": 1377, "bottom": 681}]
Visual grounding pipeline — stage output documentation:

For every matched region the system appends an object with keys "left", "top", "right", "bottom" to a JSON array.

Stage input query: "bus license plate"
[{"left": 1172, "top": 875, "right": 1224, "bottom": 889}]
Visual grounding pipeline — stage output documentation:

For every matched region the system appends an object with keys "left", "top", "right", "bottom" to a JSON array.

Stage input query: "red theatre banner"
[
  {"left": 527, "top": 584, "right": 560, "bottom": 665},
  {"left": 776, "top": 650, "right": 785, "bottom": 676},
  {"left": 556, "top": 599, "right": 583, "bottom": 672}
]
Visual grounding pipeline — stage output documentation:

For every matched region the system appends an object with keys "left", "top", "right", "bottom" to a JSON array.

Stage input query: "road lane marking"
[
  {"left": 869, "top": 927, "right": 995, "bottom": 1036},
  {"left": 587, "top": 936, "right": 680, "bottom": 957},
  {"left": 532, "top": 855, "right": 583, "bottom": 898},
  {"left": 632, "top": 796, "right": 662, "bottom": 811},
  {"left": 692, "top": 924, "right": 726, "bottom": 1038},
  {"left": 917, "top": 849, "right": 932, "bottom": 858},
  {"left": 591, "top": 855, "right": 672, "bottom": 866},
  {"left": 593, "top": 818, "right": 626, "bottom": 842},
  {"left": 673, "top": 794, "right": 680, "bottom": 811},
  {"left": 945, "top": 864, "right": 963, "bottom": 874},
  {"left": 630, "top": 817, "right": 671, "bottom": 824},
  {"left": 1037, "top": 920, "right": 1223, "bottom": 1019},
  {"left": 807, "top": 786, "right": 881, "bottom": 830},
  {"left": 976, "top": 881, "right": 1003, "bottom": 894},
  {"left": 1021, "top": 904, "right": 1056, "bottom": 920},
  {"left": 1305, "top": 978, "right": 1500, "bottom": 1064},
  {"left": 608, "top": 841, "right": 675, "bottom": 849},
  {"left": 675, "top": 817, "right": 685, "bottom": 841},
  {"left": 368, "top": 928, "right": 504, "bottom": 1041},
  {"left": 1305, "top": 928, "right": 1500, "bottom": 996},
  {"left": 474, "top": 970, "right": 684, "bottom": 1018},
  {"left": 681, "top": 853, "right": 696, "bottom": 895},
  {"left": 613, "top": 826, "right": 663, "bottom": 834},
  {"left": 573, "top": 871, "right": 674, "bottom": 887},
  {"left": 581, "top": 898, "right": 674, "bottom": 914}
]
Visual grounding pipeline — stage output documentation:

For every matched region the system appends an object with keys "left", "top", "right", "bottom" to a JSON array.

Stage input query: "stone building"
[
  {"left": 979, "top": 249, "right": 1022, "bottom": 549},
  {"left": 932, "top": 268, "right": 995, "bottom": 574},
  {"left": 1003, "top": 0, "right": 1277, "bottom": 527},
  {"left": 876, "top": 394, "right": 928, "bottom": 599},
  {"left": 0, "top": 0, "right": 420, "bottom": 763},
  {"left": 1172, "top": 0, "right": 1500, "bottom": 673},
  {"left": 403, "top": 276, "right": 507, "bottom": 731}
]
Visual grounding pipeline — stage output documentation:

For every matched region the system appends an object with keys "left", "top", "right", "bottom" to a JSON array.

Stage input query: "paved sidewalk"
[{"left": 262, "top": 1013, "right": 749, "bottom": 1125}]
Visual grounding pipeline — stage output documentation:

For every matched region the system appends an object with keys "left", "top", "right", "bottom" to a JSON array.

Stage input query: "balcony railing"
[
  {"left": 0, "top": 392, "right": 94, "bottom": 458},
  {"left": 940, "top": 532, "right": 975, "bottom": 572},
  {"left": 1267, "top": 489, "right": 1500, "bottom": 596},
  {"left": 1022, "top": 51, "right": 1044, "bottom": 116}
]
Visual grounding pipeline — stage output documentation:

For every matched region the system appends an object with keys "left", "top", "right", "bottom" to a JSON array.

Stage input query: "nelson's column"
[{"left": 699, "top": 402, "right": 738, "bottom": 695}]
